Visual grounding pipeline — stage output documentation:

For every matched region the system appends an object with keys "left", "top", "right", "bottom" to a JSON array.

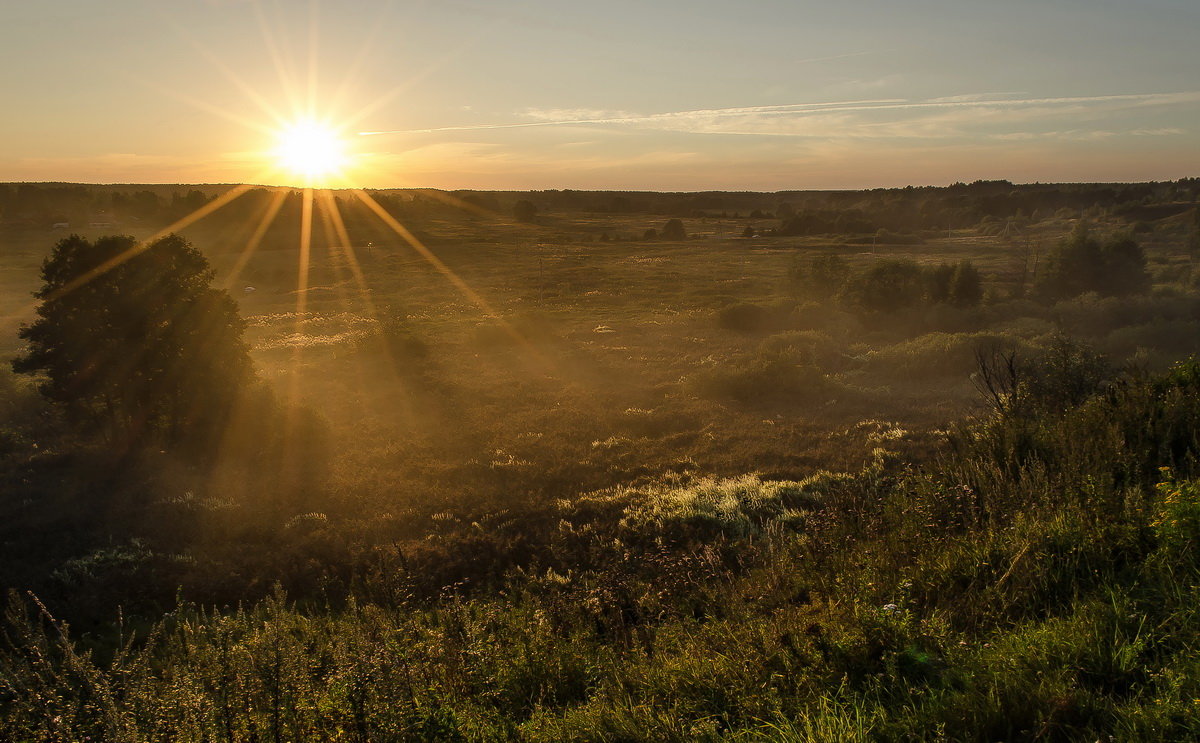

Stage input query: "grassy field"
[{"left": 1, "top": 184, "right": 1200, "bottom": 739}]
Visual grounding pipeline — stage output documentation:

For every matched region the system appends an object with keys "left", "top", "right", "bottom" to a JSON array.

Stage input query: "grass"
[
  {"left": 2, "top": 360, "right": 1200, "bottom": 739},
  {"left": 1, "top": 192, "right": 1199, "bottom": 739}
]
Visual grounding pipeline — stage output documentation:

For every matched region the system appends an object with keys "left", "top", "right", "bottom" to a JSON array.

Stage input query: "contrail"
[
  {"left": 793, "top": 50, "right": 882, "bottom": 65},
  {"left": 358, "top": 92, "right": 1200, "bottom": 137},
  {"left": 357, "top": 99, "right": 907, "bottom": 136}
]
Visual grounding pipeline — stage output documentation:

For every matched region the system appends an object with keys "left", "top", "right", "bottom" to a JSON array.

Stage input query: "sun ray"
[
  {"left": 285, "top": 187, "right": 316, "bottom": 416},
  {"left": 350, "top": 189, "right": 507, "bottom": 320},
  {"left": 223, "top": 188, "right": 289, "bottom": 291},
  {"left": 340, "top": 26, "right": 496, "bottom": 130},
  {"left": 314, "top": 192, "right": 358, "bottom": 323},
  {"left": 151, "top": 6, "right": 294, "bottom": 132},
  {"left": 254, "top": 0, "right": 304, "bottom": 117},
  {"left": 349, "top": 189, "right": 558, "bottom": 377},
  {"left": 135, "top": 80, "right": 280, "bottom": 137},
  {"left": 325, "top": 0, "right": 398, "bottom": 118},
  {"left": 296, "top": 188, "right": 315, "bottom": 319},
  {"left": 411, "top": 188, "right": 509, "bottom": 222},
  {"left": 38, "top": 182, "right": 260, "bottom": 308},
  {"left": 313, "top": 193, "right": 380, "bottom": 415},
  {"left": 307, "top": 0, "right": 321, "bottom": 117},
  {"left": 317, "top": 190, "right": 375, "bottom": 310}
]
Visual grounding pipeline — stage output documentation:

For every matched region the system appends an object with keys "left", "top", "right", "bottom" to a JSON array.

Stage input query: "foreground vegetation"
[
  {"left": 3, "top": 355, "right": 1200, "bottom": 740},
  {"left": 1, "top": 180, "right": 1199, "bottom": 740}
]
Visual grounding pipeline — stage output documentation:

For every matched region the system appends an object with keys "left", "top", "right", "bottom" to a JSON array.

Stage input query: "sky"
[{"left": 2, "top": 0, "right": 1198, "bottom": 191}]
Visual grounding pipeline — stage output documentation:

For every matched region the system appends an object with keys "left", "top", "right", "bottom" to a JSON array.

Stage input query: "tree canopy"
[
  {"left": 1036, "top": 224, "right": 1150, "bottom": 300},
  {"left": 13, "top": 234, "right": 253, "bottom": 451}
]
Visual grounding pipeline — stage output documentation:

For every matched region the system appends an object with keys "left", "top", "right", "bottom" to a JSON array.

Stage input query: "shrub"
[
  {"left": 842, "top": 259, "right": 927, "bottom": 313},
  {"left": 1036, "top": 225, "right": 1150, "bottom": 300},
  {"left": 687, "top": 356, "right": 837, "bottom": 403},
  {"left": 758, "top": 330, "right": 838, "bottom": 367},
  {"left": 716, "top": 300, "right": 796, "bottom": 333},
  {"left": 620, "top": 473, "right": 839, "bottom": 542},
  {"left": 865, "top": 332, "right": 1026, "bottom": 378},
  {"left": 790, "top": 254, "right": 851, "bottom": 299},
  {"left": 661, "top": 218, "right": 686, "bottom": 240}
]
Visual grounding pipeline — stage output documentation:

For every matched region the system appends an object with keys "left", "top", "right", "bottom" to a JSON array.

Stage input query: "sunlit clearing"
[{"left": 273, "top": 119, "right": 347, "bottom": 185}]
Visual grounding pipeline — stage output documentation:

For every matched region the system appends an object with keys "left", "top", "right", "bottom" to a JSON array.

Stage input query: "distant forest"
[{"left": 4, "top": 178, "right": 1198, "bottom": 243}]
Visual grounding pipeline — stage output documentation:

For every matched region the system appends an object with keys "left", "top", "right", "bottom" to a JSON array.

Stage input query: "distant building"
[{"left": 52, "top": 222, "right": 70, "bottom": 230}]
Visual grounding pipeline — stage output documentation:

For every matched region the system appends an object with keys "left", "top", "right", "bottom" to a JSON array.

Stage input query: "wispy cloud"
[
  {"left": 793, "top": 50, "right": 882, "bottom": 65},
  {"left": 359, "top": 92, "right": 1199, "bottom": 141}
]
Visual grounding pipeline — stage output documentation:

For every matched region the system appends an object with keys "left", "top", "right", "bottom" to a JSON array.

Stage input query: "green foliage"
[
  {"left": 1036, "top": 224, "right": 1150, "bottom": 300},
  {"left": 3, "top": 183, "right": 1200, "bottom": 740},
  {"left": 687, "top": 355, "right": 837, "bottom": 404},
  {"left": 716, "top": 299, "right": 796, "bottom": 333},
  {"left": 865, "top": 331, "right": 1025, "bottom": 377},
  {"left": 1152, "top": 471, "right": 1200, "bottom": 553},
  {"left": 949, "top": 260, "right": 984, "bottom": 308},
  {"left": 843, "top": 259, "right": 927, "bottom": 313},
  {"left": 661, "top": 218, "right": 686, "bottom": 240},
  {"left": 789, "top": 254, "right": 851, "bottom": 300},
  {"left": 619, "top": 473, "right": 836, "bottom": 542},
  {"left": 12, "top": 234, "right": 253, "bottom": 452},
  {"left": 5, "top": 360, "right": 1200, "bottom": 739}
]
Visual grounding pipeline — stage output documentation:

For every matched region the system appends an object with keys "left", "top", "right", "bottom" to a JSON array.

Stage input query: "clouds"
[
  {"left": 360, "top": 91, "right": 1197, "bottom": 147},
  {"left": 349, "top": 89, "right": 1200, "bottom": 190}
]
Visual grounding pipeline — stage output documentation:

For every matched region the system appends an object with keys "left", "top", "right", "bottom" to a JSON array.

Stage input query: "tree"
[
  {"left": 13, "top": 234, "right": 253, "bottom": 451},
  {"left": 844, "top": 259, "right": 926, "bottom": 313},
  {"left": 1035, "top": 224, "right": 1149, "bottom": 300},
  {"left": 661, "top": 218, "right": 686, "bottom": 240},
  {"left": 790, "top": 254, "right": 849, "bottom": 299},
  {"left": 1098, "top": 234, "right": 1150, "bottom": 296},
  {"left": 948, "top": 260, "right": 983, "bottom": 307},
  {"left": 512, "top": 199, "right": 538, "bottom": 223},
  {"left": 925, "top": 263, "right": 955, "bottom": 304}
]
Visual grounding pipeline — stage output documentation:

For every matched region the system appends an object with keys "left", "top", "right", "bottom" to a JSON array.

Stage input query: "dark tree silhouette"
[
  {"left": 926, "top": 263, "right": 955, "bottom": 304},
  {"left": 661, "top": 218, "right": 686, "bottom": 240},
  {"left": 1036, "top": 224, "right": 1149, "bottom": 299},
  {"left": 13, "top": 234, "right": 253, "bottom": 451},
  {"left": 845, "top": 259, "right": 927, "bottom": 313},
  {"left": 948, "top": 260, "right": 983, "bottom": 307}
]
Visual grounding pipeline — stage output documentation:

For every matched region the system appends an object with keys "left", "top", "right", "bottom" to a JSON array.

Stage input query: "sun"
[{"left": 272, "top": 119, "right": 348, "bottom": 185}]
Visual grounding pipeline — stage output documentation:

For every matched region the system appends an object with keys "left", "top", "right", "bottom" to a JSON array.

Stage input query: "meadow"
[{"left": 1, "top": 180, "right": 1199, "bottom": 740}]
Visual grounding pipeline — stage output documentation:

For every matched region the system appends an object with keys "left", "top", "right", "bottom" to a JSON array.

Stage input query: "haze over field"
[
  {"left": 6, "top": 2, "right": 1200, "bottom": 740},
  {"left": 2, "top": 0, "right": 1199, "bottom": 189}
]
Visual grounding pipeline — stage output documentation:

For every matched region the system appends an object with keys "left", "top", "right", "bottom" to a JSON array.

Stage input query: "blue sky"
[{"left": 2, "top": 0, "right": 1197, "bottom": 189}]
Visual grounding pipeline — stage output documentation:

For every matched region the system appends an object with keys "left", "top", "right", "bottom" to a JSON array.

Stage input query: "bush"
[
  {"left": 758, "top": 330, "right": 838, "bottom": 367},
  {"left": 688, "top": 355, "right": 838, "bottom": 403},
  {"left": 1036, "top": 225, "right": 1150, "bottom": 300},
  {"left": 620, "top": 473, "right": 835, "bottom": 542},
  {"left": 865, "top": 332, "right": 1027, "bottom": 378},
  {"left": 842, "top": 259, "right": 927, "bottom": 313},
  {"left": 716, "top": 300, "right": 796, "bottom": 333},
  {"left": 790, "top": 254, "right": 851, "bottom": 299},
  {"left": 661, "top": 219, "right": 686, "bottom": 240}
]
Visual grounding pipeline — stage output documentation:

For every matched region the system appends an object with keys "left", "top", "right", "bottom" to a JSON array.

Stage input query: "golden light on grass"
[{"left": 272, "top": 118, "right": 348, "bottom": 186}]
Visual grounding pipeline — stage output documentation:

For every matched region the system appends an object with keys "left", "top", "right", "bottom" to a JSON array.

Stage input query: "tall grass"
[{"left": 3, "top": 360, "right": 1200, "bottom": 740}]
